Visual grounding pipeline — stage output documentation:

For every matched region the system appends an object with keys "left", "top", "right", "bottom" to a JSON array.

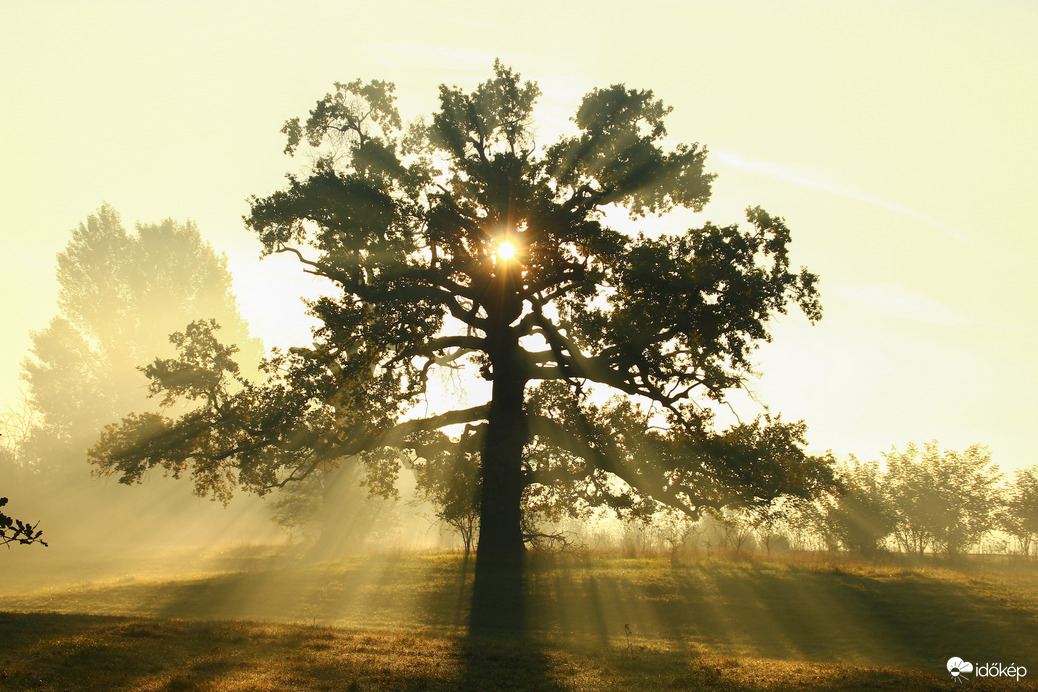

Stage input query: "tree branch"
[{"left": 527, "top": 414, "right": 698, "bottom": 519}]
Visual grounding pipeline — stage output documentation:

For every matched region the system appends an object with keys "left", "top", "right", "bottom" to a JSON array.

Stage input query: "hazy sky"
[{"left": 2, "top": 0, "right": 1036, "bottom": 470}]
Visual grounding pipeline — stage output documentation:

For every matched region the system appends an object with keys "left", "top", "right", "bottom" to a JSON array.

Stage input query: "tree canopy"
[
  {"left": 90, "top": 63, "right": 833, "bottom": 631},
  {"left": 885, "top": 442, "right": 1002, "bottom": 557}
]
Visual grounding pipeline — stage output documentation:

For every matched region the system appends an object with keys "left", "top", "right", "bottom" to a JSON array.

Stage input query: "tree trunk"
[{"left": 470, "top": 337, "right": 528, "bottom": 637}]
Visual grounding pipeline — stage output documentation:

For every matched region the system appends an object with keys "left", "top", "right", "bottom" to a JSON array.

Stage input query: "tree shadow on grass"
[
  {"left": 141, "top": 553, "right": 473, "bottom": 630},
  {"left": 455, "top": 636, "right": 565, "bottom": 691},
  {"left": 0, "top": 610, "right": 562, "bottom": 691},
  {"left": 5, "top": 611, "right": 1023, "bottom": 691},
  {"left": 7, "top": 555, "right": 1038, "bottom": 687},
  {"left": 0, "top": 612, "right": 240, "bottom": 691},
  {"left": 525, "top": 557, "right": 1038, "bottom": 671}
]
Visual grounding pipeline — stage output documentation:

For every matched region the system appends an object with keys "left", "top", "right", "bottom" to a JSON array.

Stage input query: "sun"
[{"left": 496, "top": 240, "right": 516, "bottom": 262}]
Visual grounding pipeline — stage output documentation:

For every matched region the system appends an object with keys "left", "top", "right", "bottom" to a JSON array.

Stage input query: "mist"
[
  {"left": 3, "top": 6, "right": 1038, "bottom": 685},
  {"left": 0, "top": 205, "right": 461, "bottom": 602},
  {"left": 1, "top": 205, "right": 1032, "bottom": 602}
]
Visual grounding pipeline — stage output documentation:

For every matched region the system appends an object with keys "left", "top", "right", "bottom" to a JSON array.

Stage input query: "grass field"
[{"left": 2, "top": 549, "right": 1037, "bottom": 690}]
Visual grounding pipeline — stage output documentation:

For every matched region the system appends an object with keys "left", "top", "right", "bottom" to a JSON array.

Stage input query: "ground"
[{"left": 1, "top": 549, "right": 1036, "bottom": 690}]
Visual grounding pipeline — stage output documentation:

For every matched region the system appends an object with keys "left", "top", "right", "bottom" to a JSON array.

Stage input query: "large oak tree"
[{"left": 91, "top": 63, "right": 833, "bottom": 633}]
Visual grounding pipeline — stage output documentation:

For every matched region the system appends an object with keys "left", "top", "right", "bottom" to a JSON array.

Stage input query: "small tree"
[
  {"left": 714, "top": 508, "right": 755, "bottom": 554},
  {"left": 410, "top": 431, "right": 481, "bottom": 559},
  {"left": 781, "top": 499, "right": 826, "bottom": 552},
  {"left": 886, "top": 442, "right": 1002, "bottom": 557},
  {"left": 748, "top": 496, "right": 798, "bottom": 557},
  {"left": 820, "top": 457, "right": 894, "bottom": 556},
  {"left": 0, "top": 392, "right": 37, "bottom": 467},
  {"left": 1003, "top": 465, "right": 1038, "bottom": 557},
  {"left": 639, "top": 507, "right": 703, "bottom": 563},
  {"left": 267, "top": 466, "right": 398, "bottom": 551}
]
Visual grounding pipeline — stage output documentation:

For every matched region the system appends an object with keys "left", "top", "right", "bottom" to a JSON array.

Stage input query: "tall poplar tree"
[{"left": 22, "top": 204, "right": 262, "bottom": 474}]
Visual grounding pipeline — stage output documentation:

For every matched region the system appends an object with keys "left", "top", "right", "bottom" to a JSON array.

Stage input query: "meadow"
[{"left": 2, "top": 548, "right": 1037, "bottom": 690}]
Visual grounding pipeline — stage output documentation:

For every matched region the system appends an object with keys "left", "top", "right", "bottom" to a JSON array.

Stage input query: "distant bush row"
[{"left": 572, "top": 442, "right": 1036, "bottom": 560}]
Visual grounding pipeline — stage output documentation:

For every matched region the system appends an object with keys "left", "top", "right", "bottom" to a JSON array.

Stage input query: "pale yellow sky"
[{"left": 2, "top": 0, "right": 1035, "bottom": 469}]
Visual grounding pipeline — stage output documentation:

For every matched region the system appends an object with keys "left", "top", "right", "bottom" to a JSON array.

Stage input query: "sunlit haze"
[
  {"left": 3, "top": 2, "right": 1034, "bottom": 473},
  {"left": 1, "top": 5, "right": 1037, "bottom": 687}
]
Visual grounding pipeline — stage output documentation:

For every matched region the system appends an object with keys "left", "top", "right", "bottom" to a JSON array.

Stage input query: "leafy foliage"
[
  {"left": 815, "top": 457, "right": 895, "bottom": 555},
  {"left": 886, "top": 442, "right": 1002, "bottom": 556}
]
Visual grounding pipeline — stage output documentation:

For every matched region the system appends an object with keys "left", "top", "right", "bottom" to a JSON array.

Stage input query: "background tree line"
[
  {"left": 262, "top": 438, "right": 1037, "bottom": 563},
  {"left": 810, "top": 442, "right": 1037, "bottom": 559},
  {"left": 552, "top": 441, "right": 1035, "bottom": 561}
]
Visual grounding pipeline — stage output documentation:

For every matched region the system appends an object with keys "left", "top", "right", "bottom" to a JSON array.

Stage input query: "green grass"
[{"left": 2, "top": 550, "right": 1037, "bottom": 690}]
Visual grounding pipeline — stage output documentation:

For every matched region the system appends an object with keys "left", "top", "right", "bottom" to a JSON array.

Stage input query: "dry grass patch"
[
  {"left": 6, "top": 613, "right": 1023, "bottom": 691},
  {"left": 2, "top": 551, "right": 1037, "bottom": 689}
]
